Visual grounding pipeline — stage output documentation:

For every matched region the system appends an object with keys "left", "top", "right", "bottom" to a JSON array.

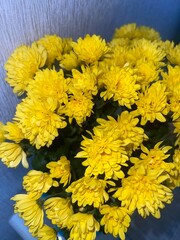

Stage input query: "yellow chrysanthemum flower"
[
  {"left": 169, "top": 149, "right": 180, "bottom": 188},
  {"left": 76, "top": 128, "right": 128, "bottom": 180},
  {"left": 3, "top": 121, "right": 24, "bottom": 143},
  {"left": 162, "top": 65, "right": 180, "bottom": 93},
  {"left": 0, "top": 122, "right": 5, "bottom": 143},
  {"left": 162, "top": 40, "right": 174, "bottom": 55},
  {"left": 113, "top": 167, "right": 173, "bottom": 218},
  {"left": 72, "top": 34, "right": 109, "bottom": 63},
  {"left": 100, "top": 205, "right": 131, "bottom": 240},
  {"left": 133, "top": 81, "right": 169, "bottom": 125},
  {"left": 128, "top": 39, "right": 165, "bottom": 67},
  {"left": 130, "top": 142, "right": 174, "bottom": 176},
  {"left": 169, "top": 89, "right": 180, "bottom": 121},
  {"left": 69, "top": 65, "right": 97, "bottom": 96},
  {"left": 104, "top": 45, "right": 129, "bottom": 68},
  {"left": 37, "top": 225, "right": 57, "bottom": 240},
  {"left": 46, "top": 156, "right": 71, "bottom": 186},
  {"left": 162, "top": 66, "right": 180, "bottom": 120},
  {"left": 96, "top": 111, "right": 146, "bottom": 154},
  {"left": 135, "top": 60, "right": 160, "bottom": 88},
  {"left": 107, "top": 43, "right": 160, "bottom": 89},
  {"left": 165, "top": 41, "right": 180, "bottom": 66},
  {"left": 37, "top": 34, "right": 63, "bottom": 67},
  {"left": 100, "top": 66, "right": 140, "bottom": 109},
  {"left": 109, "top": 37, "right": 131, "bottom": 48},
  {"left": 174, "top": 119, "right": 180, "bottom": 146},
  {"left": 60, "top": 51, "right": 81, "bottom": 70},
  {"left": 11, "top": 194, "right": 44, "bottom": 237},
  {"left": 44, "top": 197, "right": 74, "bottom": 229},
  {"left": 0, "top": 142, "right": 28, "bottom": 168},
  {"left": 5, "top": 43, "right": 47, "bottom": 95},
  {"left": 90, "top": 61, "right": 110, "bottom": 89},
  {"left": 23, "top": 170, "right": 58, "bottom": 199},
  {"left": 114, "top": 23, "right": 160, "bottom": 41},
  {"left": 62, "top": 37, "right": 73, "bottom": 54},
  {"left": 63, "top": 93, "right": 94, "bottom": 126},
  {"left": 14, "top": 98, "right": 67, "bottom": 149},
  {"left": 114, "top": 23, "right": 138, "bottom": 39},
  {"left": 66, "top": 176, "right": 114, "bottom": 208},
  {"left": 67, "top": 213, "right": 100, "bottom": 240},
  {"left": 27, "top": 68, "right": 69, "bottom": 108}
]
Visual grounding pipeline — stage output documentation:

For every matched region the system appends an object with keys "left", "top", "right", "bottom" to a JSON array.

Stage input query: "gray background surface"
[{"left": 0, "top": 1, "right": 180, "bottom": 239}]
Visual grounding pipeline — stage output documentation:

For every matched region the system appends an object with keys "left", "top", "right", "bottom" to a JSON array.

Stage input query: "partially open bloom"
[
  {"left": 60, "top": 51, "right": 81, "bottom": 70},
  {"left": 76, "top": 128, "right": 128, "bottom": 180},
  {"left": 46, "top": 156, "right": 71, "bottom": 186},
  {"left": 67, "top": 213, "right": 100, "bottom": 240},
  {"left": 72, "top": 34, "right": 109, "bottom": 63},
  {"left": 63, "top": 93, "right": 94, "bottom": 126},
  {"left": 37, "top": 225, "right": 57, "bottom": 240},
  {"left": 5, "top": 43, "right": 47, "bottom": 95},
  {"left": 66, "top": 176, "right": 114, "bottom": 208},
  {"left": 37, "top": 34, "right": 63, "bottom": 67},
  {"left": 14, "top": 98, "right": 67, "bottom": 149},
  {"left": 133, "top": 81, "right": 169, "bottom": 125},
  {"left": 69, "top": 65, "right": 97, "bottom": 96},
  {"left": 11, "top": 194, "right": 44, "bottom": 237},
  {"left": 44, "top": 197, "right": 74, "bottom": 228},
  {"left": 113, "top": 167, "right": 173, "bottom": 218},
  {"left": 3, "top": 121, "right": 24, "bottom": 143},
  {"left": 62, "top": 37, "right": 73, "bottom": 54},
  {"left": 89, "top": 61, "right": 109, "bottom": 89},
  {"left": 100, "top": 205, "right": 131, "bottom": 240},
  {"left": 0, "top": 142, "right": 28, "bottom": 168},
  {"left": 100, "top": 66, "right": 140, "bottom": 109},
  {"left": 23, "top": 170, "right": 58, "bottom": 199}
]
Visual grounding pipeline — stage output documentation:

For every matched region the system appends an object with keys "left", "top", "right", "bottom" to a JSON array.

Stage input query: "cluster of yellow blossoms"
[{"left": 0, "top": 23, "right": 180, "bottom": 240}]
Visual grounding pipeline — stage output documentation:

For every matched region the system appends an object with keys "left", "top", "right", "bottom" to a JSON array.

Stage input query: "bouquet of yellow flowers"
[{"left": 0, "top": 23, "right": 180, "bottom": 240}]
